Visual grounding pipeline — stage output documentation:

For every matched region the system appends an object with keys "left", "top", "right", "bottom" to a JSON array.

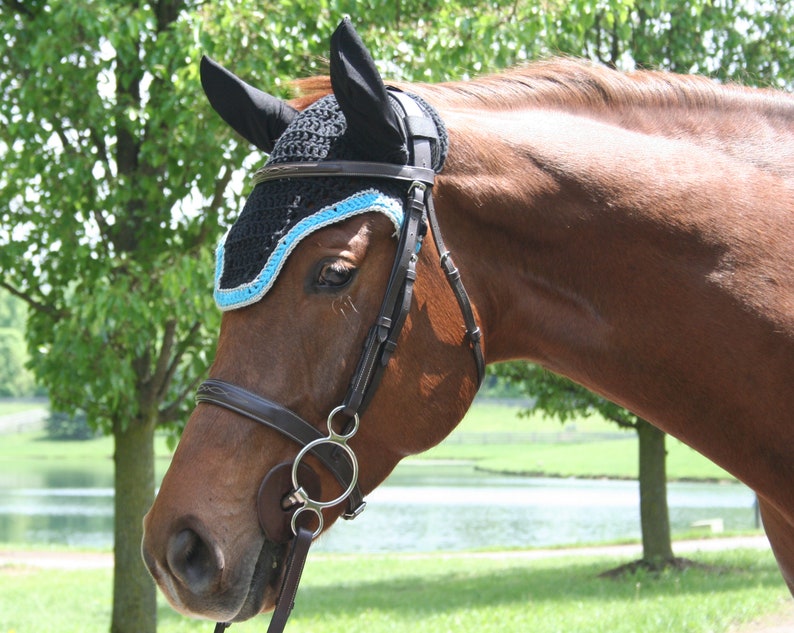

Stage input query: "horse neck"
[{"left": 434, "top": 102, "right": 794, "bottom": 500}]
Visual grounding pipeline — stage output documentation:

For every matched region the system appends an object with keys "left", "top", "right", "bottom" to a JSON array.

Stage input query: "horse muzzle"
[
  {"left": 141, "top": 460, "right": 326, "bottom": 622},
  {"left": 142, "top": 510, "right": 288, "bottom": 622}
]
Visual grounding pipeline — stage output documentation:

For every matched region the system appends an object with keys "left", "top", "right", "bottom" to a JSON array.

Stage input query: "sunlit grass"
[
  {"left": 2, "top": 401, "right": 734, "bottom": 482},
  {"left": 0, "top": 400, "right": 44, "bottom": 417},
  {"left": 0, "top": 430, "right": 176, "bottom": 461},
  {"left": 0, "top": 548, "right": 787, "bottom": 633},
  {"left": 417, "top": 403, "right": 734, "bottom": 481}
]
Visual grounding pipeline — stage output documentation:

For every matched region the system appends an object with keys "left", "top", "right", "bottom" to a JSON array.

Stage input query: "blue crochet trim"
[{"left": 214, "top": 189, "right": 403, "bottom": 311}]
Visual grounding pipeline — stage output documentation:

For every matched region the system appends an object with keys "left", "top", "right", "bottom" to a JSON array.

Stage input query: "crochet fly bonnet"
[{"left": 203, "top": 27, "right": 448, "bottom": 311}]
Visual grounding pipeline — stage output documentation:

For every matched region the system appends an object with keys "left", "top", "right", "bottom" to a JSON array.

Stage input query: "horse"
[{"left": 142, "top": 18, "right": 794, "bottom": 628}]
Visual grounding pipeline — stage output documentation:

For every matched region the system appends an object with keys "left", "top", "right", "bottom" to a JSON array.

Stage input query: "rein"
[{"left": 199, "top": 90, "right": 484, "bottom": 632}]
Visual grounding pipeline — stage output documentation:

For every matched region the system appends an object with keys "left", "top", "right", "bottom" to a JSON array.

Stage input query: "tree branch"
[
  {"left": 159, "top": 320, "right": 202, "bottom": 398},
  {"left": 89, "top": 125, "right": 112, "bottom": 178},
  {"left": 0, "top": 279, "right": 67, "bottom": 319},
  {"left": 54, "top": 126, "right": 78, "bottom": 156},
  {"left": 1, "top": 0, "right": 34, "bottom": 18},
  {"left": 603, "top": 411, "right": 638, "bottom": 431},
  {"left": 155, "top": 0, "right": 185, "bottom": 32},
  {"left": 158, "top": 368, "right": 205, "bottom": 426},
  {"left": 155, "top": 319, "right": 207, "bottom": 425},
  {"left": 151, "top": 318, "right": 178, "bottom": 394},
  {"left": 190, "top": 164, "right": 234, "bottom": 251}
]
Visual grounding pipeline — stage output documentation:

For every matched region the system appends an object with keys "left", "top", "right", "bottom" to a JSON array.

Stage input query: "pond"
[{"left": 0, "top": 460, "right": 758, "bottom": 552}]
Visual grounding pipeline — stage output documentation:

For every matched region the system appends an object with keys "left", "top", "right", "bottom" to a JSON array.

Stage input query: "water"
[
  {"left": 0, "top": 461, "right": 758, "bottom": 552},
  {"left": 0, "top": 464, "right": 115, "bottom": 547},
  {"left": 314, "top": 464, "right": 757, "bottom": 552}
]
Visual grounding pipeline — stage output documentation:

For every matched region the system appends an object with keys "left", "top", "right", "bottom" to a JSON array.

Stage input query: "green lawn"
[
  {"left": 0, "top": 548, "right": 787, "bottom": 633},
  {"left": 0, "top": 431, "right": 174, "bottom": 485},
  {"left": 0, "top": 402, "right": 781, "bottom": 632},
  {"left": 0, "top": 401, "right": 735, "bottom": 482},
  {"left": 0, "top": 399, "right": 46, "bottom": 417},
  {"left": 415, "top": 402, "right": 735, "bottom": 481}
]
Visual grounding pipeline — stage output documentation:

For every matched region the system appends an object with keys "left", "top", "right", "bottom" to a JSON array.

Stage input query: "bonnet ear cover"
[
  {"left": 200, "top": 56, "right": 298, "bottom": 153},
  {"left": 211, "top": 19, "right": 449, "bottom": 311},
  {"left": 329, "top": 18, "right": 408, "bottom": 164}
]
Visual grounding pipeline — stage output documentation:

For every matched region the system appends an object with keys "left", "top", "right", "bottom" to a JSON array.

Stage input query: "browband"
[{"left": 252, "top": 160, "right": 435, "bottom": 187}]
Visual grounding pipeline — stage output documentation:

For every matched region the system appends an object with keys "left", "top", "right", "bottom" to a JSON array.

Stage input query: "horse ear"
[
  {"left": 200, "top": 56, "right": 298, "bottom": 153},
  {"left": 329, "top": 19, "right": 407, "bottom": 163}
]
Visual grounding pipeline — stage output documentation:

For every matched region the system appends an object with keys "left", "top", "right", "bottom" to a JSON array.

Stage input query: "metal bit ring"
[{"left": 288, "top": 407, "right": 360, "bottom": 536}]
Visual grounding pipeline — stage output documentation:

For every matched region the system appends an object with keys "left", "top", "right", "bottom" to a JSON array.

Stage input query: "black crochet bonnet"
[{"left": 213, "top": 92, "right": 448, "bottom": 310}]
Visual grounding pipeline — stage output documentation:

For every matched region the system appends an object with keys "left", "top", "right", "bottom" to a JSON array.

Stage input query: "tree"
[
  {"left": 3, "top": 0, "right": 792, "bottom": 629},
  {"left": 0, "top": 328, "right": 35, "bottom": 397},
  {"left": 0, "top": 289, "right": 36, "bottom": 397},
  {"left": 0, "top": 328, "right": 36, "bottom": 398},
  {"left": 0, "top": 3, "right": 247, "bottom": 631},
  {"left": 538, "top": 0, "right": 794, "bottom": 84},
  {"left": 0, "top": 2, "right": 539, "bottom": 629},
  {"left": 0, "top": 287, "right": 27, "bottom": 330}
]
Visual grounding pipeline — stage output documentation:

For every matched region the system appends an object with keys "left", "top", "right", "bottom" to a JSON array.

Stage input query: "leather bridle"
[{"left": 199, "top": 90, "right": 484, "bottom": 632}]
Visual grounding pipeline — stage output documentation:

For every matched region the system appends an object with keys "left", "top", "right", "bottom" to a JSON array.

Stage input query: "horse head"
[{"left": 142, "top": 19, "right": 482, "bottom": 623}]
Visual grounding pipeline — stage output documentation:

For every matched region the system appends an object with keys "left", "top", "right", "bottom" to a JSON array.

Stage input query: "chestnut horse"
[{"left": 143, "top": 19, "right": 794, "bottom": 626}]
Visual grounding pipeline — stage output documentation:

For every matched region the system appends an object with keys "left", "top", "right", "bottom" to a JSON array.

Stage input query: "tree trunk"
[
  {"left": 112, "top": 415, "right": 157, "bottom": 633},
  {"left": 637, "top": 417, "right": 674, "bottom": 566}
]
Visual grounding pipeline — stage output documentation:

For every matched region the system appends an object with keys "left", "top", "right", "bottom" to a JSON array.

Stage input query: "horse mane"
[{"left": 290, "top": 58, "right": 793, "bottom": 117}]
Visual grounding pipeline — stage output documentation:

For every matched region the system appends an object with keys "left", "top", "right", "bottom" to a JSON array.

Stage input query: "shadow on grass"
[
  {"left": 154, "top": 551, "right": 786, "bottom": 629},
  {"left": 295, "top": 555, "right": 781, "bottom": 617}
]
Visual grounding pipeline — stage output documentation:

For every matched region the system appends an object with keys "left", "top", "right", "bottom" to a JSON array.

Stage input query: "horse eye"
[{"left": 315, "top": 260, "right": 356, "bottom": 290}]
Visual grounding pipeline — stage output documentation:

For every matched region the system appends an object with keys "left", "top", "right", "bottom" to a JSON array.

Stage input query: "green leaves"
[
  {"left": 2, "top": 0, "right": 793, "bottom": 439},
  {"left": 0, "top": 1, "right": 231, "bottom": 435},
  {"left": 491, "top": 362, "right": 639, "bottom": 430}
]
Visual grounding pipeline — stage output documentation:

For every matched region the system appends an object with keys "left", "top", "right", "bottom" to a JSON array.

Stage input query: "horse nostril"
[{"left": 166, "top": 527, "right": 224, "bottom": 595}]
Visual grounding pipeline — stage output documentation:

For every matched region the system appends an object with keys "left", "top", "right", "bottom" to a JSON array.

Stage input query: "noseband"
[{"left": 197, "top": 90, "right": 484, "bottom": 632}]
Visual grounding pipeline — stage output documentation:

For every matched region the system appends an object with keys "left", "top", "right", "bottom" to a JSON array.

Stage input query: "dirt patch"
[
  {"left": 728, "top": 601, "right": 794, "bottom": 633},
  {"left": 597, "top": 556, "right": 720, "bottom": 578}
]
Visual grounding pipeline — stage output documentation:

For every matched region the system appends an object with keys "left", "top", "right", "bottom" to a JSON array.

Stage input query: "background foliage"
[
  {"left": 1, "top": 0, "right": 793, "bottom": 631},
  {"left": 3, "top": 0, "right": 793, "bottom": 430},
  {"left": 0, "top": 289, "right": 37, "bottom": 397}
]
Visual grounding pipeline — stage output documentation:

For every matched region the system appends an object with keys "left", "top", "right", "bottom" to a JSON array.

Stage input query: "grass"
[
  {"left": 0, "top": 548, "right": 788, "bottom": 633},
  {"left": 0, "top": 401, "right": 735, "bottom": 482},
  {"left": 0, "top": 402, "right": 782, "bottom": 631},
  {"left": 419, "top": 437, "right": 733, "bottom": 481},
  {"left": 0, "top": 431, "right": 174, "bottom": 488},
  {"left": 415, "top": 402, "right": 735, "bottom": 481},
  {"left": 0, "top": 431, "right": 174, "bottom": 461},
  {"left": 0, "top": 400, "right": 44, "bottom": 417}
]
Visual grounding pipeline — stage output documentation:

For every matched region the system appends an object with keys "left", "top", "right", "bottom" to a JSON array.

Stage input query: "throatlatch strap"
[
  {"left": 425, "top": 193, "right": 485, "bottom": 387},
  {"left": 390, "top": 88, "right": 485, "bottom": 387}
]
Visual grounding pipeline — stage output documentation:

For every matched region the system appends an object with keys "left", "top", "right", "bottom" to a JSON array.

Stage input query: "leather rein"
[{"left": 199, "top": 90, "right": 484, "bottom": 632}]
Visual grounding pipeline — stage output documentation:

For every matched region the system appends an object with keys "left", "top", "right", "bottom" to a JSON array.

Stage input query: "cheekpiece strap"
[{"left": 266, "top": 527, "right": 313, "bottom": 633}]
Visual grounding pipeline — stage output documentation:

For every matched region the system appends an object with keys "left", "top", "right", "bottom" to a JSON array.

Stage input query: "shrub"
[{"left": 45, "top": 410, "right": 96, "bottom": 440}]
